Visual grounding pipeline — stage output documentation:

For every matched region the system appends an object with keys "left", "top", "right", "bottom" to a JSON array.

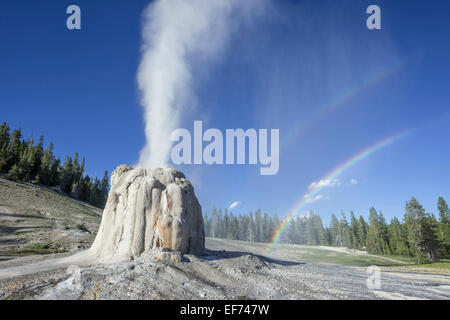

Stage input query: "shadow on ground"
[
  {"left": 0, "top": 213, "right": 50, "bottom": 220},
  {"left": 202, "top": 249, "right": 304, "bottom": 267}
]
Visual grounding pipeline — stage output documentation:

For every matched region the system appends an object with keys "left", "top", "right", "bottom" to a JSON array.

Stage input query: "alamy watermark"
[
  {"left": 65, "top": 4, "right": 380, "bottom": 31},
  {"left": 66, "top": 5, "right": 81, "bottom": 30},
  {"left": 171, "top": 121, "right": 279, "bottom": 176},
  {"left": 66, "top": 265, "right": 83, "bottom": 291},
  {"left": 366, "top": 265, "right": 381, "bottom": 290}
]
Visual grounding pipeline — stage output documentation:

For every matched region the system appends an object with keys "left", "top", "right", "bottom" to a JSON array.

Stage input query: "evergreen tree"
[
  {"left": 357, "top": 216, "right": 368, "bottom": 250},
  {"left": 49, "top": 158, "right": 60, "bottom": 186},
  {"left": 388, "top": 217, "right": 409, "bottom": 256},
  {"left": 6, "top": 128, "right": 22, "bottom": 168},
  {"left": 313, "top": 215, "right": 328, "bottom": 245},
  {"left": 217, "top": 209, "right": 224, "bottom": 238},
  {"left": 210, "top": 207, "right": 217, "bottom": 238},
  {"left": 437, "top": 197, "right": 450, "bottom": 257},
  {"left": 0, "top": 122, "right": 108, "bottom": 209},
  {"left": 238, "top": 214, "right": 248, "bottom": 241},
  {"left": 340, "top": 212, "right": 352, "bottom": 248},
  {"left": 306, "top": 214, "right": 320, "bottom": 245},
  {"left": 378, "top": 212, "right": 391, "bottom": 255},
  {"left": 0, "top": 122, "right": 10, "bottom": 172},
  {"left": 254, "top": 209, "right": 263, "bottom": 243},
  {"left": 248, "top": 212, "right": 256, "bottom": 242},
  {"left": 366, "top": 207, "right": 389, "bottom": 255},
  {"left": 272, "top": 215, "right": 280, "bottom": 243},
  {"left": 79, "top": 175, "right": 91, "bottom": 202},
  {"left": 0, "top": 122, "right": 10, "bottom": 150},
  {"left": 100, "top": 170, "right": 109, "bottom": 208},
  {"left": 7, "top": 163, "right": 21, "bottom": 180},
  {"left": 263, "top": 213, "right": 270, "bottom": 243},
  {"left": 330, "top": 214, "right": 341, "bottom": 246},
  {"left": 350, "top": 211, "right": 360, "bottom": 249},
  {"left": 37, "top": 143, "right": 52, "bottom": 185},
  {"left": 60, "top": 156, "right": 74, "bottom": 194},
  {"left": 203, "top": 212, "right": 210, "bottom": 237},
  {"left": 404, "top": 197, "right": 441, "bottom": 263}
]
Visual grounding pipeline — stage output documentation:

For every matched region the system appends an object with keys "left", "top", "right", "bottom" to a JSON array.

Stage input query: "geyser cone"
[{"left": 87, "top": 165, "right": 205, "bottom": 263}]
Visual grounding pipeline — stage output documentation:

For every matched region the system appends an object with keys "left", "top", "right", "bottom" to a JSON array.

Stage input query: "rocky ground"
[{"left": 0, "top": 239, "right": 449, "bottom": 300}]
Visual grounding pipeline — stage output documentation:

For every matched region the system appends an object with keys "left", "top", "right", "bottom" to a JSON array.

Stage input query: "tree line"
[
  {"left": 0, "top": 122, "right": 109, "bottom": 208},
  {"left": 204, "top": 197, "right": 450, "bottom": 263}
]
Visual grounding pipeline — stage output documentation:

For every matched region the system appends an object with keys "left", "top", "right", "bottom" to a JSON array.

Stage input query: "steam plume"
[{"left": 137, "top": 0, "right": 266, "bottom": 168}]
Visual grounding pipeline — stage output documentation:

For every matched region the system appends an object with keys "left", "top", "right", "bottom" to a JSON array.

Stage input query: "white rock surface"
[{"left": 81, "top": 165, "right": 205, "bottom": 263}]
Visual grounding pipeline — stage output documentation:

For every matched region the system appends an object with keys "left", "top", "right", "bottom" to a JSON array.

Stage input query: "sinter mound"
[{"left": 80, "top": 165, "right": 205, "bottom": 263}]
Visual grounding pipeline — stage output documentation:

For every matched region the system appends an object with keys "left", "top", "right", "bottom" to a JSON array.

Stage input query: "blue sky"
[{"left": 1, "top": 0, "right": 450, "bottom": 226}]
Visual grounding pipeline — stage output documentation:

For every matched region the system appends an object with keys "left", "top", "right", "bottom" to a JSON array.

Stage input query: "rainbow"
[
  {"left": 265, "top": 129, "right": 412, "bottom": 254},
  {"left": 281, "top": 61, "right": 406, "bottom": 151}
]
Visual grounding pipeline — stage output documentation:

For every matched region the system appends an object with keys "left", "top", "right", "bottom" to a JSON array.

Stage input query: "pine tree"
[
  {"left": 272, "top": 215, "right": 280, "bottom": 242},
  {"left": 248, "top": 212, "right": 256, "bottom": 242},
  {"left": 89, "top": 177, "right": 101, "bottom": 207},
  {"left": 404, "top": 197, "right": 441, "bottom": 263},
  {"left": 340, "top": 212, "right": 352, "bottom": 248},
  {"left": 0, "top": 147, "right": 6, "bottom": 172},
  {"left": 100, "top": 170, "right": 109, "bottom": 208},
  {"left": 437, "top": 197, "right": 450, "bottom": 257},
  {"left": 0, "top": 122, "right": 10, "bottom": 172},
  {"left": 60, "top": 156, "right": 74, "bottom": 194},
  {"left": 210, "top": 207, "right": 217, "bottom": 238},
  {"left": 366, "top": 207, "right": 388, "bottom": 255},
  {"left": 330, "top": 214, "right": 341, "bottom": 246},
  {"left": 263, "top": 213, "right": 270, "bottom": 243},
  {"left": 216, "top": 209, "right": 224, "bottom": 238},
  {"left": 323, "top": 228, "right": 332, "bottom": 246},
  {"left": 357, "top": 216, "right": 368, "bottom": 250},
  {"left": 7, "top": 163, "right": 21, "bottom": 180},
  {"left": 238, "top": 214, "right": 248, "bottom": 241},
  {"left": 388, "top": 217, "right": 409, "bottom": 256},
  {"left": 38, "top": 143, "right": 52, "bottom": 185},
  {"left": 314, "top": 215, "right": 328, "bottom": 245},
  {"left": 350, "top": 211, "right": 360, "bottom": 249},
  {"left": 32, "top": 135, "right": 44, "bottom": 179},
  {"left": 0, "top": 122, "right": 109, "bottom": 209},
  {"left": 49, "top": 158, "right": 60, "bottom": 186},
  {"left": 0, "top": 122, "right": 10, "bottom": 149},
  {"left": 378, "top": 212, "right": 391, "bottom": 255},
  {"left": 254, "top": 209, "right": 263, "bottom": 243},
  {"left": 6, "top": 128, "right": 22, "bottom": 168},
  {"left": 305, "top": 214, "right": 320, "bottom": 245},
  {"left": 203, "top": 211, "right": 210, "bottom": 237}
]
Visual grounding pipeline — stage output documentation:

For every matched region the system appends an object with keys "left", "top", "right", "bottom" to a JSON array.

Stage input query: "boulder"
[{"left": 86, "top": 165, "right": 205, "bottom": 263}]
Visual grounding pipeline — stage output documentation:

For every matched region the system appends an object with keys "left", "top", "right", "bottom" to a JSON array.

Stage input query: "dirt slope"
[{"left": 0, "top": 177, "right": 101, "bottom": 260}]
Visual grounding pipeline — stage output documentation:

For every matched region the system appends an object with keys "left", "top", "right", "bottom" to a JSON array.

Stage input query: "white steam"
[{"left": 137, "top": 0, "right": 266, "bottom": 168}]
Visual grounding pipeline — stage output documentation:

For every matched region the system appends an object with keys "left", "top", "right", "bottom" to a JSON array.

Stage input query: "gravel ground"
[{"left": 0, "top": 239, "right": 449, "bottom": 300}]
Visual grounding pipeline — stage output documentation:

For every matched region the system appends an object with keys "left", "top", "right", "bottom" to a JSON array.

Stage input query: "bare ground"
[{"left": 0, "top": 238, "right": 448, "bottom": 300}]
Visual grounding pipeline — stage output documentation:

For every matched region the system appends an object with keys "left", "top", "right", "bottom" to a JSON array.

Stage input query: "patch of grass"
[
  {"left": 400, "top": 259, "right": 450, "bottom": 270},
  {"left": 284, "top": 247, "right": 405, "bottom": 267},
  {"left": 206, "top": 238, "right": 414, "bottom": 267},
  {"left": 0, "top": 242, "right": 56, "bottom": 256},
  {"left": 381, "top": 255, "right": 417, "bottom": 263}
]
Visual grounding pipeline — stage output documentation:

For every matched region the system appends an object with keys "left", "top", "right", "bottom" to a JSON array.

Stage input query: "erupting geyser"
[{"left": 84, "top": 165, "right": 205, "bottom": 263}]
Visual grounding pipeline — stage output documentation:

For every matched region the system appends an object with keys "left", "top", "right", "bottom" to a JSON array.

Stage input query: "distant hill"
[{"left": 0, "top": 176, "right": 101, "bottom": 261}]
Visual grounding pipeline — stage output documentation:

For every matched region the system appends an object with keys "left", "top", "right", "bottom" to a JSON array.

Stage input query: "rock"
[
  {"left": 85, "top": 165, "right": 205, "bottom": 263},
  {"left": 155, "top": 251, "right": 182, "bottom": 264}
]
